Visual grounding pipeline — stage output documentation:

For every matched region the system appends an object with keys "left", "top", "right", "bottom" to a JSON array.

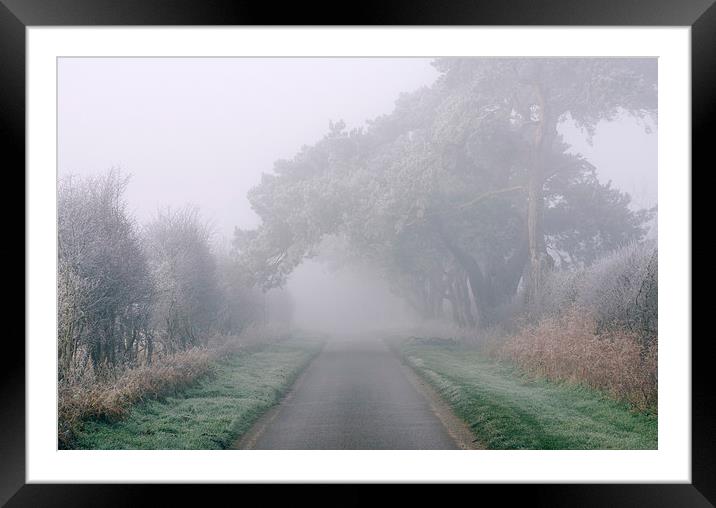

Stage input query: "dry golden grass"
[
  {"left": 58, "top": 348, "right": 216, "bottom": 448},
  {"left": 495, "top": 307, "right": 657, "bottom": 412}
]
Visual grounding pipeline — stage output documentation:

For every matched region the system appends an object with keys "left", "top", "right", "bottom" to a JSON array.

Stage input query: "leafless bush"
[
  {"left": 579, "top": 241, "right": 657, "bottom": 343},
  {"left": 531, "top": 241, "right": 657, "bottom": 344},
  {"left": 144, "top": 206, "right": 221, "bottom": 352}
]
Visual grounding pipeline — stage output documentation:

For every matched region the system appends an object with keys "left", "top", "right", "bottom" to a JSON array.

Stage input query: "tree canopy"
[{"left": 235, "top": 58, "right": 657, "bottom": 328}]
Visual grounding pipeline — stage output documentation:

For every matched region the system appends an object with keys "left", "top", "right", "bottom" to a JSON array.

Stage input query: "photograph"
[
  {"left": 5, "top": 6, "right": 705, "bottom": 500},
  {"left": 56, "top": 56, "right": 659, "bottom": 451}
]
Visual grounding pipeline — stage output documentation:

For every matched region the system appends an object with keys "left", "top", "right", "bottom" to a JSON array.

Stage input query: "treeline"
[
  {"left": 232, "top": 58, "right": 659, "bottom": 411},
  {"left": 58, "top": 169, "right": 292, "bottom": 383},
  {"left": 236, "top": 58, "right": 657, "bottom": 331}
]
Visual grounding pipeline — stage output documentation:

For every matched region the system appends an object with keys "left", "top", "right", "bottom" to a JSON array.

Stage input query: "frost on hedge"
[{"left": 530, "top": 241, "right": 657, "bottom": 343}]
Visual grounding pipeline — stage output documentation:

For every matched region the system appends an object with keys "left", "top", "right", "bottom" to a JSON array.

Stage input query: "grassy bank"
[
  {"left": 72, "top": 338, "right": 323, "bottom": 449},
  {"left": 398, "top": 339, "right": 657, "bottom": 449}
]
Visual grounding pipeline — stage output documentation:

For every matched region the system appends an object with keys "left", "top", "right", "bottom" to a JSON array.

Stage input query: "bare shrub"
[
  {"left": 144, "top": 206, "right": 221, "bottom": 352},
  {"left": 578, "top": 241, "right": 657, "bottom": 343},
  {"left": 530, "top": 266, "right": 586, "bottom": 319},
  {"left": 497, "top": 307, "right": 657, "bottom": 412},
  {"left": 531, "top": 241, "right": 657, "bottom": 344}
]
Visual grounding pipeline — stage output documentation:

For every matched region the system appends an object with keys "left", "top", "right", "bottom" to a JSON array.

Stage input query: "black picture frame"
[{"left": 5, "top": 0, "right": 710, "bottom": 504}]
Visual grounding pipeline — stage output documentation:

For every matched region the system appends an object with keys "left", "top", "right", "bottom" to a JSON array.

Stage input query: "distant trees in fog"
[
  {"left": 236, "top": 58, "right": 657, "bottom": 331},
  {"left": 58, "top": 170, "right": 289, "bottom": 380}
]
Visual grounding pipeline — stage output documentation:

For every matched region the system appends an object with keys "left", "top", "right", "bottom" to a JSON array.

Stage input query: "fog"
[
  {"left": 58, "top": 58, "right": 441, "bottom": 234},
  {"left": 58, "top": 58, "right": 657, "bottom": 337},
  {"left": 288, "top": 260, "right": 418, "bottom": 334}
]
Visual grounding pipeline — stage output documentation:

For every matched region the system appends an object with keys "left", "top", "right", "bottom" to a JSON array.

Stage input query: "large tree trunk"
[
  {"left": 430, "top": 216, "right": 490, "bottom": 327},
  {"left": 445, "top": 277, "right": 465, "bottom": 327},
  {"left": 401, "top": 274, "right": 444, "bottom": 321},
  {"left": 524, "top": 80, "right": 553, "bottom": 312},
  {"left": 445, "top": 268, "right": 477, "bottom": 328},
  {"left": 455, "top": 271, "right": 477, "bottom": 328}
]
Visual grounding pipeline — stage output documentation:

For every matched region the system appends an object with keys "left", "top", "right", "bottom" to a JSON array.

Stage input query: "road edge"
[
  {"left": 231, "top": 340, "right": 326, "bottom": 450},
  {"left": 384, "top": 337, "right": 484, "bottom": 450}
]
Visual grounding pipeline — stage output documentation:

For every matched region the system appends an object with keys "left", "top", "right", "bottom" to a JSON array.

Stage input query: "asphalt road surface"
[{"left": 241, "top": 335, "right": 459, "bottom": 449}]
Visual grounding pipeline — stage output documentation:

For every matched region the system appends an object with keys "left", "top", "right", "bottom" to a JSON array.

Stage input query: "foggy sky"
[
  {"left": 58, "top": 57, "right": 656, "bottom": 238},
  {"left": 58, "top": 58, "right": 657, "bottom": 333},
  {"left": 58, "top": 58, "right": 441, "bottom": 237}
]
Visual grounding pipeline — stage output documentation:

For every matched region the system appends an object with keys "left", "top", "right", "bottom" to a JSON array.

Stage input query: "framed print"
[{"left": 5, "top": 0, "right": 711, "bottom": 504}]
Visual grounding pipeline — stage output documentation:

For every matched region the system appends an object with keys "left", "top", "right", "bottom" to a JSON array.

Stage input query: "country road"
[{"left": 235, "top": 335, "right": 461, "bottom": 450}]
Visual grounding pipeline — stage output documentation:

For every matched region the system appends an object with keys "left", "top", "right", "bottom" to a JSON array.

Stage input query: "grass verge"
[
  {"left": 398, "top": 339, "right": 657, "bottom": 450},
  {"left": 72, "top": 338, "right": 323, "bottom": 449}
]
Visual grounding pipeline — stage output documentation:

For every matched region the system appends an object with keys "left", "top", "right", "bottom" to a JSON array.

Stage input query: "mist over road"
[{"left": 237, "top": 336, "right": 459, "bottom": 449}]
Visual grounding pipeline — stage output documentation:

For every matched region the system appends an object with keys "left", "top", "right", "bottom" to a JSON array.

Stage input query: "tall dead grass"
[
  {"left": 58, "top": 348, "right": 215, "bottom": 448},
  {"left": 58, "top": 324, "right": 291, "bottom": 448},
  {"left": 495, "top": 307, "right": 657, "bottom": 412}
]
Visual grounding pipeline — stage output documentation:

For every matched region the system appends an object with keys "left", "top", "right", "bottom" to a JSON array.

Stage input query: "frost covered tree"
[
  {"left": 144, "top": 206, "right": 221, "bottom": 352},
  {"left": 215, "top": 246, "right": 264, "bottom": 334},
  {"left": 57, "top": 170, "right": 153, "bottom": 376}
]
